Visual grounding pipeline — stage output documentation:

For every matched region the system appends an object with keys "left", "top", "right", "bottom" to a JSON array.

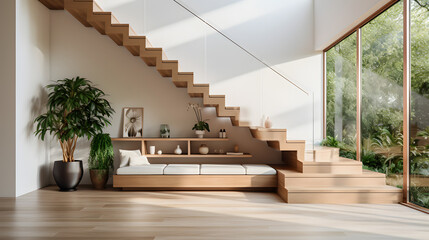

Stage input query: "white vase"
[
  {"left": 174, "top": 145, "right": 182, "bottom": 155},
  {"left": 149, "top": 146, "right": 156, "bottom": 155},
  {"left": 264, "top": 117, "right": 272, "bottom": 128},
  {"left": 199, "top": 144, "right": 209, "bottom": 155},
  {"left": 195, "top": 130, "right": 205, "bottom": 138}
]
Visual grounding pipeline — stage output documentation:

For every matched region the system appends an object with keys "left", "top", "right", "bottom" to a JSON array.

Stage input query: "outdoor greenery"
[
  {"left": 89, "top": 133, "right": 114, "bottom": 170},
  {"left": 34, "top": 77, "right": 114, "bottom": 162},
  {"left": 325, "top": 0, "right": 429, "bottom": 208}
]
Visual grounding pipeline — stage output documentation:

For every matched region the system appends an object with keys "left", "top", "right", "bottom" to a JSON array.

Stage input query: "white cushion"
[
  {"left": 200, "top": 164, "right": 245, "bottom": 175},
  {"left": 242, "top": 164, "right": 276, "bottom": 175},
  {"left": 129, "top": 155, "right": 150, "bottom": 166},
  {"left": 116, "top": 164, "right": 167, "bottom": 175},
  {"left": 119, "top": 149, "right": 141, "bottom": 167},
  {"left": 164, "top": 164, "right": 200, "bottom": 175}
]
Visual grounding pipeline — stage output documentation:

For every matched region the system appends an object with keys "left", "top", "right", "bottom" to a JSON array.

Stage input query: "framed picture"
[{"left": 123, "top": 107, "right": 144, "bottom": 137}]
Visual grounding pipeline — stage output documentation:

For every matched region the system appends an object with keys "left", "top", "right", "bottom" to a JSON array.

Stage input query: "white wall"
[
  {"left": 97, "top": 0, "right": 323, "bottom": 146},
  {"left": 49, "top": 11, "right": 281, "bottom": 185},
  {"left": 314, "top": 0, "right": 390, "bottom": 50},
  {"left": 15, "top": 0, "right": 51, "bottom": 197},
  {"left": 0, "top": 0, "right": 16, "bottom": 197}
]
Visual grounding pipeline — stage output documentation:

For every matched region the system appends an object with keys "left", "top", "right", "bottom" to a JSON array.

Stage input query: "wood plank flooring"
[{"left": 0, "top": 186, "right": 428, "bottom": 239}]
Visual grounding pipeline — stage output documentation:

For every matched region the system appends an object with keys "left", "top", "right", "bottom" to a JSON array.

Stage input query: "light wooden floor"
[{"left": 0, "top": 186, "right": 428, "bottom": 240}]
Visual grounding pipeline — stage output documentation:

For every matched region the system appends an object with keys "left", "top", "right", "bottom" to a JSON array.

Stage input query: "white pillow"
[
  {"left": 129, "top": 155, "right": 150, "bottom": 166},
  {"left": 119, "top": 149, "right": 141, "bottom": 167}
]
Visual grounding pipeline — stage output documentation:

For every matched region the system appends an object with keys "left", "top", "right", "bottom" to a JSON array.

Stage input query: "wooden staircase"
[
  {"left": 39, "top": 0, "right": 305, "bottom": 156},
  {"left": 274, "top": 147, "right": 402, "bottom": 204},
  {"left": 39, "top": 0, "right": 402, "bottom": 204}
]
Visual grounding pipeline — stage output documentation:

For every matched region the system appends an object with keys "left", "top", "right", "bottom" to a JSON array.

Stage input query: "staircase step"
[
  {"left": 279, "top": 185, "right": 402, "bottom": 204},
  {"left": 308, "top": 146, "right": 340, "bottom": 162},
  {"left": 278, "top": 168, "right": 386, "bottom": 187},
  {"left": 300, "top": 157, "right": 362, "bottom": 174}
]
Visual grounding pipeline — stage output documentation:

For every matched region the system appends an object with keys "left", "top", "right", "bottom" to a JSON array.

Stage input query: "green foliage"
[
  {"left": 321, "top": 136, "right": 339, "bottom": 148},
  {"left": 89, "top": 134, "right": 114, "bottom": 170},
  {"left": 34, "top": 77, "right": 114, "bottom": 162},
  {"left": 192, "top": 121, "right": 210, "bottom": 132},
  {"left": 410, "top": 186, "right": 429, "bottom": 208}
]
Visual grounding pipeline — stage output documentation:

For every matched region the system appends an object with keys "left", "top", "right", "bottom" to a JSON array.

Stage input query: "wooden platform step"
[
  {"left": 278, "top": 185, "right": 402, "bottom": 204},
  {"left": 278, "top": 169, "right": 386, "bottom": 187},
  {"left": 299, "top": 157, "right": 363, "bottom": 174},
  {"left": 306, "top": 146, "right": 340, "bottom": 162}
]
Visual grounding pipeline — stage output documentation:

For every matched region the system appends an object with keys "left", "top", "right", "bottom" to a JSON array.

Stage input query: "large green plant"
[
  {"left": 89, "top": 134, "right": 114, "bottom": 170},
  {"left": 34, "top": 77, "right": 114, "bottom": 162}
]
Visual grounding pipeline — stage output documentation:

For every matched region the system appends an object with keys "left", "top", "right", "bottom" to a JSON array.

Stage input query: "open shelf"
[
  {"left": 111, "top": 137, "right": 251, "bottom": 158},
  {"left": 111, "top": 137, "right": 229, "bottom": 141},
  {"left": 146, "top": 154, "right": 252, "bottom": 158}
]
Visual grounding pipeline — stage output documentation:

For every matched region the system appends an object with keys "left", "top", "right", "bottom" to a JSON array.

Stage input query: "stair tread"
[
  {"left": 301, "top": 157, "right": 362, "bottom": 165},
  {"left": 286, "top": 185, "right": 402, "bottom": 193},
  {"left": 225, "top": 106, "right": 240, "bottom": 110},
  {"left": 251, "top": 128, "right": 287, "bottom": 132},
  {"left": 193, "top": 84, "right": 209, "bottom": 87},
  {"left": 179, "top": 72, "right": 193, "bottom": 75},
  {"left": 163, "top": 60, "right": 178, "bottom": 63},
  {"left": 209, "top": 95, "right": 225, "bottom": 98},
  {"left": 277, "top": 168, "right": 385, "bottom": 178}
]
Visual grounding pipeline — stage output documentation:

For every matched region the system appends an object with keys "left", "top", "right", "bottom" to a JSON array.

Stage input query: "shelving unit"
[{"left": 111, "top": 138, "right": 252, "bottom": 158}]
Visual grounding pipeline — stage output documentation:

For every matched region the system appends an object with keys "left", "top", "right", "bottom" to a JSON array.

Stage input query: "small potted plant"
[
  {"left": 89, "top": 133, "right": 114, "bottom": 189},
  {"left": 188, "top": 103, "right": 210, "bottom": 138},
  {"left": 34, "top": 77, "right": 114, "bottom": 191}
]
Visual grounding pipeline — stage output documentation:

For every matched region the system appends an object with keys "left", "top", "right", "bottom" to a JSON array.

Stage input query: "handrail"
[{"left": 172, "top": 0, "right": 309, "bottom": 95}]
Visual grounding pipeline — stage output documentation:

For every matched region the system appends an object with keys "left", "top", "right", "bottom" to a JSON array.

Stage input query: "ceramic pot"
[
  {"left": 199, "top": 144, "right": 209, "bottom": 155},
  {"left": 90, "top": 169, "right": 109, "bottom": 190},
  {"left": 174, "top": 145, "right": 182, "bottom": 155},
  {"left": 195, "top": 130, "right": 205, "bottom": 138},
  {"left": 53, "top": 160, "right": 83, "bottom": 192}
]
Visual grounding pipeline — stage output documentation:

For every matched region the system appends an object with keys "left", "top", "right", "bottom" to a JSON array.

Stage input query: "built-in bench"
[{"left": 113, "top": 164, "right": 278, "bottom": 191}]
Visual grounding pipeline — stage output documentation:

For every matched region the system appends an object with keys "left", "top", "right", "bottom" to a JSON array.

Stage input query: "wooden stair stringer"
[
  {"left": 41, "top": 0, "right": 242, "bottom": 126},
  {"left": 39, "top": 0, "right": 306, "bottom": 162}
]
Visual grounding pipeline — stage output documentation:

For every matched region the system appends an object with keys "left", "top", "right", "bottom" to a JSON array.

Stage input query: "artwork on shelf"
[
  {"left": 160, "top": 124, "right": 170, "bottom": 138},
  {"left": 123, "top": 107, "right": 144, "bottom": 137}
]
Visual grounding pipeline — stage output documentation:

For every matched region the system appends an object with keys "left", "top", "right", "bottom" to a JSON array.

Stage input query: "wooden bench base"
[{"left": 113, "top": 175, "right": 277, "bottom": 190}]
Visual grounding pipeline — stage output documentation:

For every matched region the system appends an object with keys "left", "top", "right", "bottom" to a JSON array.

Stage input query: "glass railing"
[{"left": 97, "top": 0, "right": 317, "bottom": 150}]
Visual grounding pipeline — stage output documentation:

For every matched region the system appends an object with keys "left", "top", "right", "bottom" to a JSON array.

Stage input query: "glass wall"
[
  {"left": 361, "top": 2, "right": 403, "bottom": 187},
  {"left": 410, "top": 0, "right": 429, "bottom": 208},
  {"left": 324, "top": 0, "right": 429, "bottom": 210},
  {"left": 325, "top": 33, "right": 357, "bottom": 159}
]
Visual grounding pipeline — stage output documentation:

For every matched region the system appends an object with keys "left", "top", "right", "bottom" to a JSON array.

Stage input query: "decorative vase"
[
  {"left": 157, "top": 150, "right": 163, "bottom": 155},
  {"left": 195, "top": 130, "right": 205, "bottom": 138},
  {"left": 160, "top": 124, "right": 170, "bottom": 138},
  {"left": 149, "top": 146, "right": 156, "bottom": 155},
  {"left": 53, "top": 160, "right": 84, "bottom": 192},
  {"left": 199, "top": 144, "right": 209, "bottom": 155},
  {"left": 264, "top": 116, "right": 272, "bottom": 128},
  {"left": 174, "top": 145, "right": 182, "bottom": 155},
  {"left": 234, "top": 144, "right": 239, "bottom": 153},
  {"left": 90, "top": 169, "right": 109, "bottom": 190}
]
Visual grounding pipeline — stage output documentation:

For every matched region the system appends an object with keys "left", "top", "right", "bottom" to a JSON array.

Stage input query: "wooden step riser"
[
  {"left": 302, "top": 165, "right": 363, "bottom": 174},
  {"left": 284, "top": 190, "right": 402, "bottom": 204},
  {"left": 280, "top": 177, "right": 386, "bottom": 187}
]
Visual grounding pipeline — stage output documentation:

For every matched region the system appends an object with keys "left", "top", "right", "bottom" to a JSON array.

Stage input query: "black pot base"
[{"left": 59, "top": 188, "right": 77, "bottom": 192}]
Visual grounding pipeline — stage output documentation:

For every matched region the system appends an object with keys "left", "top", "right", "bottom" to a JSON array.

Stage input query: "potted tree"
[
  {"left": 34, "top": 77, "right": 114, "bottom": 191},
  {"left": 88, "top": 133, "right": 114, "bottom": 189}
]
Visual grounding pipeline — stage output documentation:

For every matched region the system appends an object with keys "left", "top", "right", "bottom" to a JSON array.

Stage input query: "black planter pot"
[{"left": 53, "top": 160, "right": 84, "bottom": 192}]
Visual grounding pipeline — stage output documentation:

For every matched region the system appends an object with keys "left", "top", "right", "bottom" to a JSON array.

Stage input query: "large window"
[
  {"left": 361, "top": 2, "right": 403, "bottom": 186},
  {"left": 410, "top": 0, "right": 429, "bottom": 209},
  {"left": 324, "top": 0, "right": 429, "bottom": 210},
  {"left": 326, "top": 33, "right": 357, "bottom": 159}
]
